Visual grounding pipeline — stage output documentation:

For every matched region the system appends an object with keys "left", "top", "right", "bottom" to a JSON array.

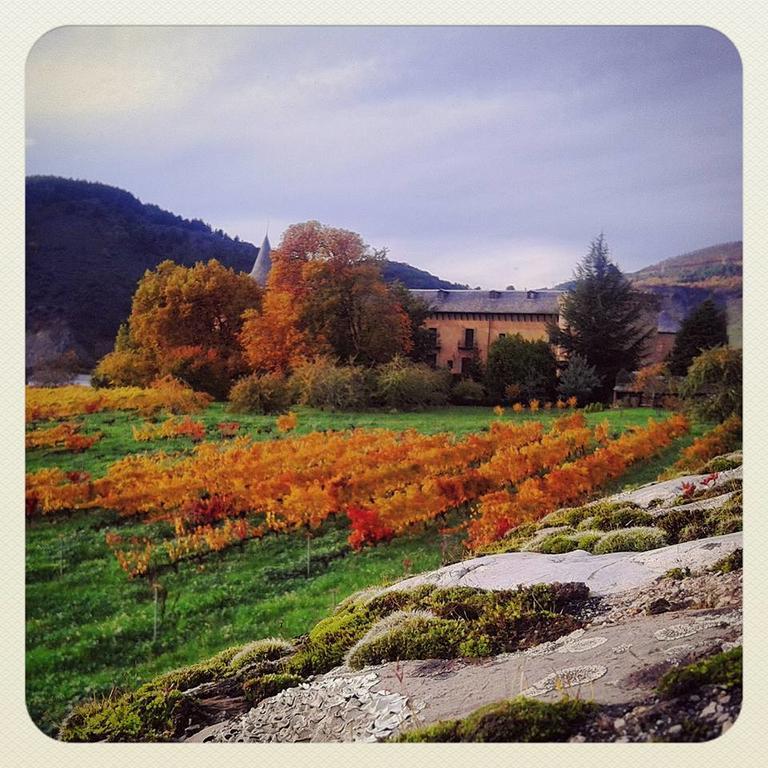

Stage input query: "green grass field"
[{"left": 25, "top": 404, "right": 707, "bottom": 736}]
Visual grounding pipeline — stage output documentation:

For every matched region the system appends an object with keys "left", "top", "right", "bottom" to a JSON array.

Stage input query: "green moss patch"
[
  {"left": 657, "top": 647, "right": 742, "bottom": 698},
  {"left": 710, "top": 549, "right": 743, "bottom": 574},
  {"left": 393, "top": 696, "right": 596, "bottom": 742},
  {"left": 243, "top": 673, "right": 304, "bottom": 703}
]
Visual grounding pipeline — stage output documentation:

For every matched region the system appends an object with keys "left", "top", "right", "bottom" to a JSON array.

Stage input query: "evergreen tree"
[
  {"left": 557, "top": 353, "right": 602, "bottom": 404},
  {"left": 667, "top": 299, "right": 728, "bottom": 376},
  {"left": 548, "top": 234, "right": 653, "bottom": 401}
]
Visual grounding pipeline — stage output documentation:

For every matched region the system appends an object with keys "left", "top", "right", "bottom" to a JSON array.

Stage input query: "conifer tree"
[
  {"left": 548, "top": 234, "right": 652, "bottom": 401},
  {"left": 667, "top": 299, "right": 728, "bottom": 375}
]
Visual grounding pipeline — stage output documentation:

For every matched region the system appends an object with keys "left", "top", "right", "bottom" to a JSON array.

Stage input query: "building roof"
[
  {"left": 410, "top": 289, "right": 562, "bottom": 314},
  {"left": 249, "top": 233, "right": 272, "bottom": 285}
]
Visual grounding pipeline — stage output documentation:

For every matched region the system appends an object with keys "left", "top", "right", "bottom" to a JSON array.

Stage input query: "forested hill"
[
  {"left": 26, "top": 176, "right": 464, "bottom": 369},
  {"left": 26, "top": 176, "right": 259, "bottom": 366},
  {"left": 381, "top": 260, "right": 467, "bottom": 290}
]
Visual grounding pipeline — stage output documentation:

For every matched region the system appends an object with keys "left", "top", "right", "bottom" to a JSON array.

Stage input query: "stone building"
[
  {"left": 409, "top": 289, "right": 563, "bottom": 374},
  {"left": 247, "top": 250, "right": 675, "bottom": 371}
]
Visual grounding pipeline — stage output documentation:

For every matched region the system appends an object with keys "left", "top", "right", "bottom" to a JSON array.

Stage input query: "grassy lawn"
[{"left": 25, "top": 404, "right": 709, "bottom": 736}]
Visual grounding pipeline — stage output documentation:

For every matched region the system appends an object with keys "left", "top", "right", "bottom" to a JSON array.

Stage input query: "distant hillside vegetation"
[
  {"left": 26, "top": 176, "right": 466, "bottom": 371},
  {"left": 630, "top": 241, "right": 742, "bottom": 289},
  {"left": 26, "top": 176, "right": 259, "bottom": 368},
  {"left": 381, "top": 260, "right": 468, "bottom": 290}
]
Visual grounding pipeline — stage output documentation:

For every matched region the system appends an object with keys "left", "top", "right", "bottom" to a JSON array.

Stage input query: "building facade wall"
[{"left": 425, "top": 312, "right": 557, "bottom": 373}]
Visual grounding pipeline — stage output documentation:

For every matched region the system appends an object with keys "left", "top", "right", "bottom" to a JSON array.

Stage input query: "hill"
[
  {"left": 26, "top": 177, "right": 465, "bottom": 371},
  {"left": 381, "top": 260, "right": 467, "bottom": 290},
  {"left": 630, "top": 241, "right": 742, "bottom": 288},
  {"left": 26, "top": 176, "right": 260, "bottom": 369}
]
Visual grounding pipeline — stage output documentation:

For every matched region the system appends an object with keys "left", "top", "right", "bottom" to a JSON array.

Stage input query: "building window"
[
  {"left": 461, "top": 357, "right": 472, "bottom": 375},
  {"left": 498, "top": 332, "right": 506, "bottom": 338},
  {"left": 460, "top": 328, "right": 475, "bottom": 349},
  {"left": 447, "top": 359, "right": 453, "bottom": 370}
]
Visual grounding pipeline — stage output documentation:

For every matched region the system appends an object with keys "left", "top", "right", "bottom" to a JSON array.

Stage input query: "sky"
[{"left": 25, "top": 26, "right": 742, "bottom": 289}]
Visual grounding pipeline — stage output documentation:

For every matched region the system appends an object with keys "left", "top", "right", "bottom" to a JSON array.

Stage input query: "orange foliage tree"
[
  {"left": 95, "top": 260, "right": 262, "bottom": 398},
  {"left": 240, "top": 221, "right": 413, "bottom": 373}
]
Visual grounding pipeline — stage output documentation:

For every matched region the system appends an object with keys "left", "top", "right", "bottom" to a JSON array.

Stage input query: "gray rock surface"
[
  {"left": 598, "top": 467, "right": 741, "bottom": 509},
  {"left": 387, "top": 532, "right": 742, "bottom": 596}
]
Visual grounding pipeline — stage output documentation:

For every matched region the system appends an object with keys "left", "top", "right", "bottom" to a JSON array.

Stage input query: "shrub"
[
  {"left": 592, "top": 527, "right": 667, "bottom": 554},
  {"left": 451, "top": 379, "right": 486, "bottom": 405},
  {"left": 485, "top": 334, "right": 557, "bottom": 403},
  {"left": 374, "top": 356, "right": 451, "bottom": 410},
  {"left": 657, "top": 647, "right": 742, "bottom": 697},
  {"left": 394, "top": 696, "right": 596, "bottom": 742},
  {"left": 228, "top": 372, "right": 294, "bottom": 414},
  {"left": 679, "top": 346, "right": 742, "bottom": 422},
  {"left": 290, "top": 357, "right": 370, "bottom": 410},
  {"left": 557, "top": 353, "right": 602, "bottom": 404}
]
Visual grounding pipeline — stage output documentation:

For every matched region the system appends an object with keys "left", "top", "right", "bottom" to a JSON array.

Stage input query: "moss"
[
  {"left": 541, "top": 500, "right": 642, "bottom": 529},
  {"left": 579, "top": 507, "right": 655, "bottom": 532},
  {"left": 571, "top": 531, "right": 603, "bottom": 551},
  {"left": 59, "top": 686, "right": 189, "bottom": 742},
  {"left": 657, "top": 647, "right": 742, "bottom": 698},
  {"left": 592, "top": 526, "right": 667, "bottom": 554},
  {"left": 348, "top": 616, "right": 466, "bottom": 668},
  {"left": 285, "top": 606, "right": 374, "bottom": 677},
  {"left": 345, "top": 584, "right": 587, "bottom": 669},
  {"left": 700, "top": 454, "right": 742, "bottom": 473},
  {"left": 662, "top": 566, "right": 691, "bottom": 581},
  {"left": 536, "top": 534, "right": 579, "bottom": 554},
  {"left": 657, "top": 501, "right": 742, "bottom": 544},
  {"left": 710, "top": 548, "right": 743, "bottom": 574},
  {"left": 243, "top": 673, "right": 304, "bottom": 703},
  {"left": 393, "top": 696, "right": 596, "bottom": 742},
  {"left": 229, "top": 637, "right": 294, "bottom": 670}
]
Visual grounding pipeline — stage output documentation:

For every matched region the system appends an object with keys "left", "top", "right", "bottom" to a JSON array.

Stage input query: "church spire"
[{"left": 249, "top": 231, "right": 272, "bottom": 285}]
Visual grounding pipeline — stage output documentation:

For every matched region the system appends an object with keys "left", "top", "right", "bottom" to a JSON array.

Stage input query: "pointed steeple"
[{"left": 250, "top": 231, "right": 272, "bottom": 285}]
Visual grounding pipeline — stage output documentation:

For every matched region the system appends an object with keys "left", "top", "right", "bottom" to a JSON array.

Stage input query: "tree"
[
  {"left": 679, "top": 346, "right": 741, "bottom": 422},
  {"left": 557, "top": 354, "right": 602, "bottom": 404},
  {"left": 485, "top": 334, "right": 557, "bottom": 403},
  {"left": 240, "top": 221, "right": 413, "bottom": 372},
  {"left": 96, "top": 260, "right": 262, "bottom": 398},
  {"left": 549, "top": 234, "right": 653, "bottom": 401},
  {"left": 388, "top": 281, "right": 435, "bottom": 364},
  {"left": 667, "top": 299, "right": 728, "bottom": 375}
]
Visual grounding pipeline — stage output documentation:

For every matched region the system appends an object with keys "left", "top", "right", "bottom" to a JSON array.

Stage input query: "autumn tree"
[
  {"left": 95, "top": 260, "right": 262, "bottom": 398},
  {"left": 240, "top": 221, "right": 413, "bottom": 372},
  {"left": 549, "top": 234, "right": 653, "bottom": 401}
]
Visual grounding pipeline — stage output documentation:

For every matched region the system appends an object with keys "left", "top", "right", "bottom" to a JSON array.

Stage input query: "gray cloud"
[{"left": 26, "top": 26, "right": 741, "bottom": 288}]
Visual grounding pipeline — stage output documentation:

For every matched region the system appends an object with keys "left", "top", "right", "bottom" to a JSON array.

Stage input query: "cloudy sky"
[{"left": 26, "top": 26, "right": 741, "bottom": 289}]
